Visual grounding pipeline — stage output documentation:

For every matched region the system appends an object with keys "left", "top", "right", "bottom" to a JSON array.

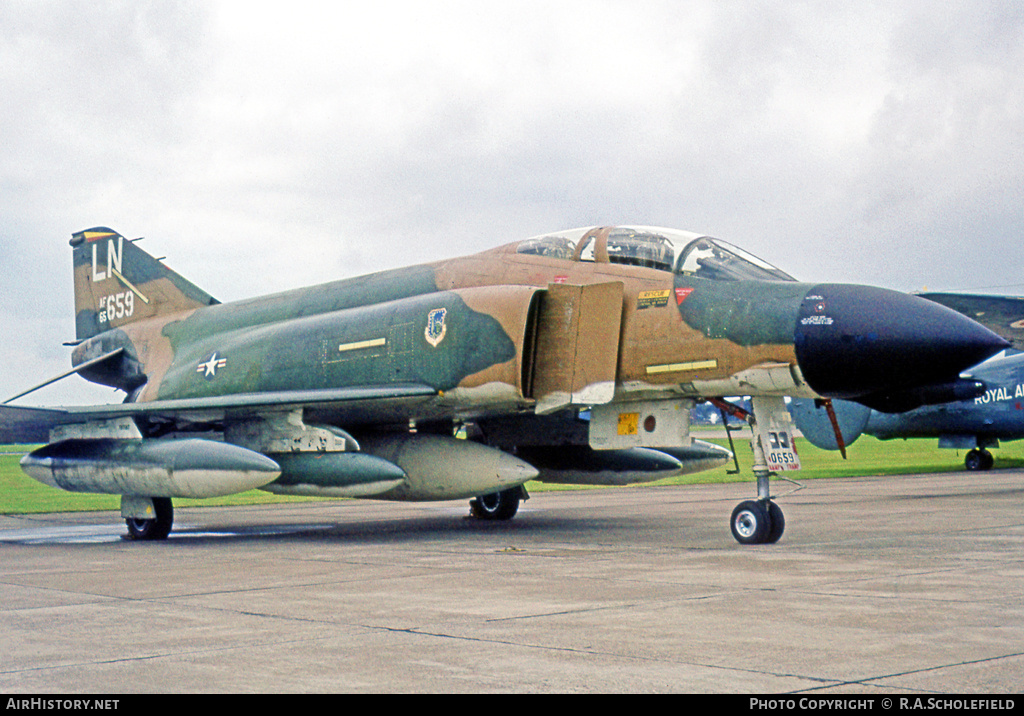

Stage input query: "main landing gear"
[
  {"left": 964, "top": 448, "right": 994, "bottom": 471},
  {"left": 123, "top": 496, "right": 174, "bottom": 541},
  {"left": 470, "top": 485, "right": 528, "bottom": 521}
]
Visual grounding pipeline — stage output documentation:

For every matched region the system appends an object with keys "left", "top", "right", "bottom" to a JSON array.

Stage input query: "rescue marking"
[
  {"left": 425, "top": 308, "right": 448, "bottom": 347},
  {"left": 338, "top": 337, "right": 387, "bottom": 353},
  {"left": 637, "top": 290, "right": 671, "bottom": 309},
  {"left": 646, "top": 359, "right": 718, "bottom": 375}
]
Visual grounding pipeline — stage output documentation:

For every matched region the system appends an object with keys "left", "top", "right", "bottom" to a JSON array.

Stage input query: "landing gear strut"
[
  {"left": 728, "top": 396, "right": 793, "bottom": 545},
  {"left": 729, "top": 460, "right": 786, "bottom": 545}
]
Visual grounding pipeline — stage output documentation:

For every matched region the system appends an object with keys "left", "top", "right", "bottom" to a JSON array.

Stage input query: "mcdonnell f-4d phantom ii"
[{"left": 0, "top": 226, "right": 1009, "bottom": 544}]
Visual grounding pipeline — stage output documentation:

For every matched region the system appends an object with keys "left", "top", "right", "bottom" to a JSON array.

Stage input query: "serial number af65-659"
[{"left": 98, "top": 291, "right": 135, "bottom": 324}]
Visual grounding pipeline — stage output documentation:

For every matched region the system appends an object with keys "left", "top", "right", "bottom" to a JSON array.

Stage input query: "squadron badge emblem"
[{"left": 425, "top": 308, "right": 448, "bottom": 347}]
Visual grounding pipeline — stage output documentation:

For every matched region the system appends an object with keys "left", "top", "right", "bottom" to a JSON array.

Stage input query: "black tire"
[
  {"left": 730, "top": 500, "right": 770, "bottom": 545},
  {"left": 470, "top": 487, "right": 521, "bottom": 521},
  {"left": 125, "top": 497, "right": 173, "bottom": 541},
  {"left": 980, "top": 449, "right": 995, "bottom": 471},
  {"left": 965, "top": 449, "right": 983, "bottom": 471},
  {"left": 766, "top": 501, "right": 785, "bottom": 544}
]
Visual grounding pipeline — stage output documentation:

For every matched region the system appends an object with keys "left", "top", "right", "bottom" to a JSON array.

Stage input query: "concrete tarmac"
[{"left": 1, "top": 470, "right": 1022, "bottom": 694}]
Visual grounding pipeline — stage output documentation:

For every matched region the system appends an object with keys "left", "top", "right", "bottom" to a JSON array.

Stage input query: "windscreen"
[{"left": 675, "top": 238, "right": 795, "bottom": 282}]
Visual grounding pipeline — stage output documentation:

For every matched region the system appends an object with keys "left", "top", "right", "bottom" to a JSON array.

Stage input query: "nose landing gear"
[
  {"left": 725, "top": 396, "right": 801, "bottom": 545},
  {"left": 730, "top": 498, "right": 785, "bottom": 545}
]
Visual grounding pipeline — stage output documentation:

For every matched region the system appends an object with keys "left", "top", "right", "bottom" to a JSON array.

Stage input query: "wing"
[
  {"left": 0, "top": 405, "right": 72, "bottom": 444},
  {"left": 919, "top": 293, "right": 1024, "bottom": 351},
  {"left": 0, "top": 384, "right": 438, "bottom": 444}
]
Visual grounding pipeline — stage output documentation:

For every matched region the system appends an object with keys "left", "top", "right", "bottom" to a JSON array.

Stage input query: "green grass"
[
  {"left": 0, "top": 446, "right": 325, "bottom": 514},
  {"left": 4, "top": 434, "right": 1023, "bottom": 514},
  {"left": 674, "top": 429, "right": 1024, "bottom": 485}
]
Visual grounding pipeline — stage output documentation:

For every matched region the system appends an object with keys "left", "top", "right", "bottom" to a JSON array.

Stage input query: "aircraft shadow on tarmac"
[{"left": 0, "top": 505, "right": 644, "bottom": 546}]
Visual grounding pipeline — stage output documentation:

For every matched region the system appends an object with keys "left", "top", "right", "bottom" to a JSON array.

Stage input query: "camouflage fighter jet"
[{"left": 0, "top": 226, "right": 1009, "bottom": 544}]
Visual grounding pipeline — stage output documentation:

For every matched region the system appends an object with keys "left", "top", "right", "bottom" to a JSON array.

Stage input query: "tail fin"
[{"left": 71, "top": 227, "right": 219, "bottom": 340}]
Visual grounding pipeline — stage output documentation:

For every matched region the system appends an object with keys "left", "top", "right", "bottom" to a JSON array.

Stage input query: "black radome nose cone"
[{"left": 794, "top": 284, "right": 1010, "bottom": 401}]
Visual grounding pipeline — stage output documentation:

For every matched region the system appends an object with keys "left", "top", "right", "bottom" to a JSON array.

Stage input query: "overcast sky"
[{"left": 3, "top": 0, "right": 1023, "bottom": 404}]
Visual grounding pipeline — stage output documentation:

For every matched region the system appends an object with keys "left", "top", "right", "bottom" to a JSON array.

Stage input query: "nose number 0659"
[{"left": 765, "top": 430, "right": 801, "bottom": 470}]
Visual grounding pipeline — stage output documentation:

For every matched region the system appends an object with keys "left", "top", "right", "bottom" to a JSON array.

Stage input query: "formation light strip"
[
  {"left": 646, "top": 359, "right": 718, "bottom": 375},
  {"left": 110, "top": 267, "right": 151, "bottom": 304},
  {"left": 338, "top": 338, "right": 387, "bottom": 353}
]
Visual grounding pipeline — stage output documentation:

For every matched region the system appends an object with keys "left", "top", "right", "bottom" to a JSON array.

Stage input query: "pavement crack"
[
  {"left": 365, "top": 624, "right": 840, "bottom": 687},
  {"left": 790, "top": 651, "right": 1024, "bottom": 693}
]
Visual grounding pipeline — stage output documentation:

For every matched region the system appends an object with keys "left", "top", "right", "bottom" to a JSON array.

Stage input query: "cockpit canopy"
[{"left": 516, "top": 226, "right": 795, "bottom": 282}]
